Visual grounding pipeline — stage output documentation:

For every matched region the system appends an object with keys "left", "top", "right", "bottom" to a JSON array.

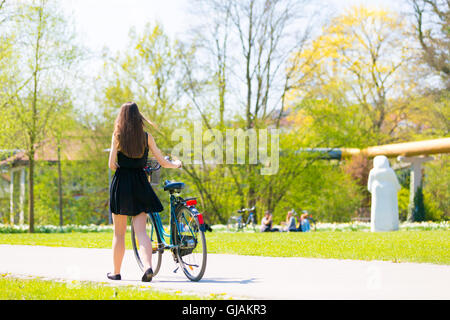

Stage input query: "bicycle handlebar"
[
  {"left": 144, "top": 156, "right": 171, "bottom": 173},
  {"left": 238, "top": 206, "right": 256, "bottom": 213}
]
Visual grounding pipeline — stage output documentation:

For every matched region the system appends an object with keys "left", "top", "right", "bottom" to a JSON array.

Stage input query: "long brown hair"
[{"left": 114, "top": 102, "right": 147, "bottom": 158}]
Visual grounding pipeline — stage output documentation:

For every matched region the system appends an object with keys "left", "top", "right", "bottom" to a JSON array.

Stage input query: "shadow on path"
[{"left": 119, "top": 276, "right": 259, "bottom": 284}]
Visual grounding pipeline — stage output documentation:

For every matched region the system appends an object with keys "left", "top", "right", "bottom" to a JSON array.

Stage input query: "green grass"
[
  {"left": 0, "top": 232, "right": 117, "bottom": 248},
  {"left": 206, "top": 231, "right": 450, "bottom": 264},
  {"left": 1, "top": 230, "right": 449, "bottom": 264},
  {"left": 0, "top": 274, "right": 216, "bottom": 300}
]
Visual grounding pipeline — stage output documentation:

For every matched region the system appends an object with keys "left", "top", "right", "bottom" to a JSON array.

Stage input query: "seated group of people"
[{"left": 260, "top": 210, "right": 312, "bottom": 233}]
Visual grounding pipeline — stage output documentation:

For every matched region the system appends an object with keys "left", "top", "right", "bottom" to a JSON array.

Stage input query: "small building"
[{"left": 0, "top": 135, "right": 108, "bottom": 225}]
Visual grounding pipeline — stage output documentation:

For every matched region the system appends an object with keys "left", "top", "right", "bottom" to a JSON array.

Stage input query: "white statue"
[{"left": 367, "top": 155, "right": 401, "bottom": 232}]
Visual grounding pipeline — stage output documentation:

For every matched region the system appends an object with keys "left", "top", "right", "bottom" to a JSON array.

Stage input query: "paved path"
[{"left": 1, "top": 244, "right": 449, "bottom": 299}]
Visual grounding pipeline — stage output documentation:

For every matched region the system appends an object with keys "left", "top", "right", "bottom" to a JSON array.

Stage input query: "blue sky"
[
  {"left": 63, "top": 0, "right": 411, "bottom": 56},
  {"left": 61, "top": 0, "right": 411, "bottom": 114}
]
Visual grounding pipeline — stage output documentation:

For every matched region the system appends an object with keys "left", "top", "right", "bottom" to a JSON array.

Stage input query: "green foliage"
[
  {"left": 424, "top": 191, "right": 444, "bottom": 221},
  {"left": 97, "top": 22, "right": 187, "bottom": 147},
  {"left": 1, "top": 1, "right": 448, "bottom": 227},
  {"left": 398, "top": 187, "right": 410, "bottom": 221},
  {"left": 423, "top": 154, "right": 450, "bottom": 220},
  {"left": 33, "top": 160, "right": 109, "bottom": 225},
  {"left": 274, "top": 162, "right": 363, "bottom": 222},
  {"left": 0, "top": 223, "right": 114, "bottom": 233},
  {"left": 411, "top": 186, "right": 426, "bottom": 222},
  {"left": 296, "top": 99, "right": 378, "bottom": 148}
]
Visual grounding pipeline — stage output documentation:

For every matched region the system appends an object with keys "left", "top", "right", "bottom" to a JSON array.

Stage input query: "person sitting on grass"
[
  {"left": 299, "top": 210, "right": 312, "bottom": 232},
  {"left": 260, "top": 211, "right": 279, "bottom": 232},
  {"left": 283, "top": 210, "right": 298, "bottom": 232}
]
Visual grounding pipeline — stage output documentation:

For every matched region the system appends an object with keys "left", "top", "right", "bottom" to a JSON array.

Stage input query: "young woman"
[
  {"left": 107, "top": 102, "right": 181, "bottom": 282},
  {"left": 283, "top": 210, "right": 298, "bottom": 232}
]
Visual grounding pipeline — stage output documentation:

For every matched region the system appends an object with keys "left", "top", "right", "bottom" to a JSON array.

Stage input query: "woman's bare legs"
[
  {"left": 132, "top": 212, "right": 153, "bottom": 270},
  {"left": 112, "top": 213, "right": 127, "bottom": 275}
]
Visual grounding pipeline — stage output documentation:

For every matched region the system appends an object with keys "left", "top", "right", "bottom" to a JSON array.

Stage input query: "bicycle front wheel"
[
  {"left": 173, "top": 206, "right": 207, "bottom": 282},
  {"left": 249, "top": 219, "right": 257, "bottom": 232},
  {"left": 131, "top": 213, "right": 163, "bottom": 276}
]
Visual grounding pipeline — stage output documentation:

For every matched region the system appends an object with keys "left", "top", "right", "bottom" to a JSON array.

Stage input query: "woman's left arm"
[{"left": 108, "top": 133, "right": 119, "bottom": 171}]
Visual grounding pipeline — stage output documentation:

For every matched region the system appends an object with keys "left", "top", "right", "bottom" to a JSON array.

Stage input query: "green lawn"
[
  {"left": 1, "top": 230, "right": 449, "bottom": 264},
  {"left": 0, "top": 274, "right": 217, "bottom": 300}
]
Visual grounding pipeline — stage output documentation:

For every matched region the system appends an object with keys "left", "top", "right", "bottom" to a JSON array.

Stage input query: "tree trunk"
[
  {"left": 28, "top": 150, "right": 34, "bottom": 233},
  {"left": 57, "top": 144, "right": 63, "bottom": 226}
]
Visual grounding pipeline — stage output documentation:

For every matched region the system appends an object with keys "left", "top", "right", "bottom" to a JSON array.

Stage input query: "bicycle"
[
  {"left": 226, "top": 206, "right": 257, "bottom": 232},
  {"left": 131, "top": 158, "right": 207, "bottom": 282}
]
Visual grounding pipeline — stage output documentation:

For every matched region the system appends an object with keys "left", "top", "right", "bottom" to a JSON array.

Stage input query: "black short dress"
[{"left": 109, "top": 132, "right": 164, "bottom": 216}]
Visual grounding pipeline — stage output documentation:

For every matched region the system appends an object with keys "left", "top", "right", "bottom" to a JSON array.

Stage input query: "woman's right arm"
[{"left": 147, "top": 133, "right": 181, "bottom": 169}]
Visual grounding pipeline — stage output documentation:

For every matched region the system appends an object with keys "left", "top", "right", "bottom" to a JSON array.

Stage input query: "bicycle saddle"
[{"left": 163, "top": 180, "right": 185, "bottom": 192}]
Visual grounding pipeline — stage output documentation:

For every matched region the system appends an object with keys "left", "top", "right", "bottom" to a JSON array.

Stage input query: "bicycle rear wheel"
[
  {"left": 131, "top": 213, "right": 163, "bottom": 276},
  {"left": 173, "top": 206, "right": 207, "bottom": 282},
  {"left": 226, "top": 217, "right": 240, "bottom": 232}
]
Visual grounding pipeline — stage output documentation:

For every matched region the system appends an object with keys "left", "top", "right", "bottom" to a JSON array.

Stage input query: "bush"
[
  {"left": 3, "top": 221, "right": 447, "bottom": 234},
  {"left": 423, "top": 155, "right": 449, "bottom": 221},
  {"left": 0, "top": 223, "right": 116, "bottom": 233},
  {"left": 424, "top": 191, "right": 444, "bottom": 221},
  {"left": 398, "top": 187, "right": 410, "bottom": 221}
]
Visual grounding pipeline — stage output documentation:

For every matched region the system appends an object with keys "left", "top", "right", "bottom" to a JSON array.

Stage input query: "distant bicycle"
[{"left": 227, "top": 206, "right": 257, "bottom": 232}]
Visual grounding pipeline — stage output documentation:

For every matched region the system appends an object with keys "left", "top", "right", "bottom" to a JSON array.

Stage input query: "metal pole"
[
  {"left": 19, "top": 168, "right": 25, "bottom": 225},
  {"left": 9, "top": 170, "right": 14, "bottom": 225}
]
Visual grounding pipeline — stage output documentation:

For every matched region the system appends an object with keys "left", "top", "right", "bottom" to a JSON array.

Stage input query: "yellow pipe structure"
[
  {"left": 341, "top": 137, "right": 450, "bottom": 158},
  {"left": 302, "top": 137, "right": 449, "bottom": 223}
]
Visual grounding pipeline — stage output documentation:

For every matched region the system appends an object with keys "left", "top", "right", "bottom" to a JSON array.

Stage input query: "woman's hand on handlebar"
[
  {"left": 168, "top": 156, "right": 182, "bottom": 169},
  {"left": 172, "top": 159, "right": 182, "bottom": 168},
  {"left": 163, "top": 155, "right": 182, "bottom": 169}
]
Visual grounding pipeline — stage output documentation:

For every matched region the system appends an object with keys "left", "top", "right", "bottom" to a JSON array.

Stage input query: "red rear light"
[
  {"left": 197, "top": 213, "right": 204, "bottom": 225},
  {"left": 186, "top": 199, "right": 197, "bottom": 206}
]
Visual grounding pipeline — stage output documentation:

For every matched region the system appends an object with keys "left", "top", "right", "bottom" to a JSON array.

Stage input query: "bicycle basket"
[
  {"left": 178, "top": 235, "right": 196, "bottom": 257},
  {"left": 146, "top": 158, "right": 161, "bottom": 185}
]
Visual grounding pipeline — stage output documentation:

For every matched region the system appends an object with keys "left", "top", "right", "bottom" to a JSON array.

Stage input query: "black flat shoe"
[
  {"left": 107, "top": 272, "right": 121, "bottom": 280},
  {"left": 142, "top": 268, "right": 153, "bottom": 282}
]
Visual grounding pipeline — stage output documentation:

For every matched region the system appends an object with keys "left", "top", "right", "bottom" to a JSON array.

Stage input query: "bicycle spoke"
[{"left": 175, "top": 206, "right": 207, "bottom": 281}]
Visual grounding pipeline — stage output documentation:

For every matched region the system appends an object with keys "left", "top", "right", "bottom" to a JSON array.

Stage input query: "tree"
[
  {"left": 409, "top": 1, "right": 450, "bottom": 139},
  {"left": 4, "top": 0, "right": 81, "bottom": 232},
  {"left": 180, "top": 0, "right": 316, "bottom": 219},
  {"left": 0, "top": 1, "right": 22, "bottom": 149},
  {"left": 48, "top": 97, "right": 76, "bottom": 226},
  {"left": 410, "top": 185, "right": 426, "bottom": 221},
  {"left": 423, "top": 154, "right": 449, "bottom": 220},
  {"left": 411, "top": 0, "right": 450, "bottom": 88},
  {"left": 289, "top": 6, "right": 423, "bottom": 144},
  {"left": 98, "top": 22, "right": 186, "bottom": 142}
]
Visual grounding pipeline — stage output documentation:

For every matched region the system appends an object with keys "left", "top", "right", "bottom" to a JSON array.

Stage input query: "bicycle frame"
[
  {"left": 245, "top": 212, "right": 255, "bottom": 225},
  {"left": 229, "top": 208, "right": 256, "bottom": 231}
]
